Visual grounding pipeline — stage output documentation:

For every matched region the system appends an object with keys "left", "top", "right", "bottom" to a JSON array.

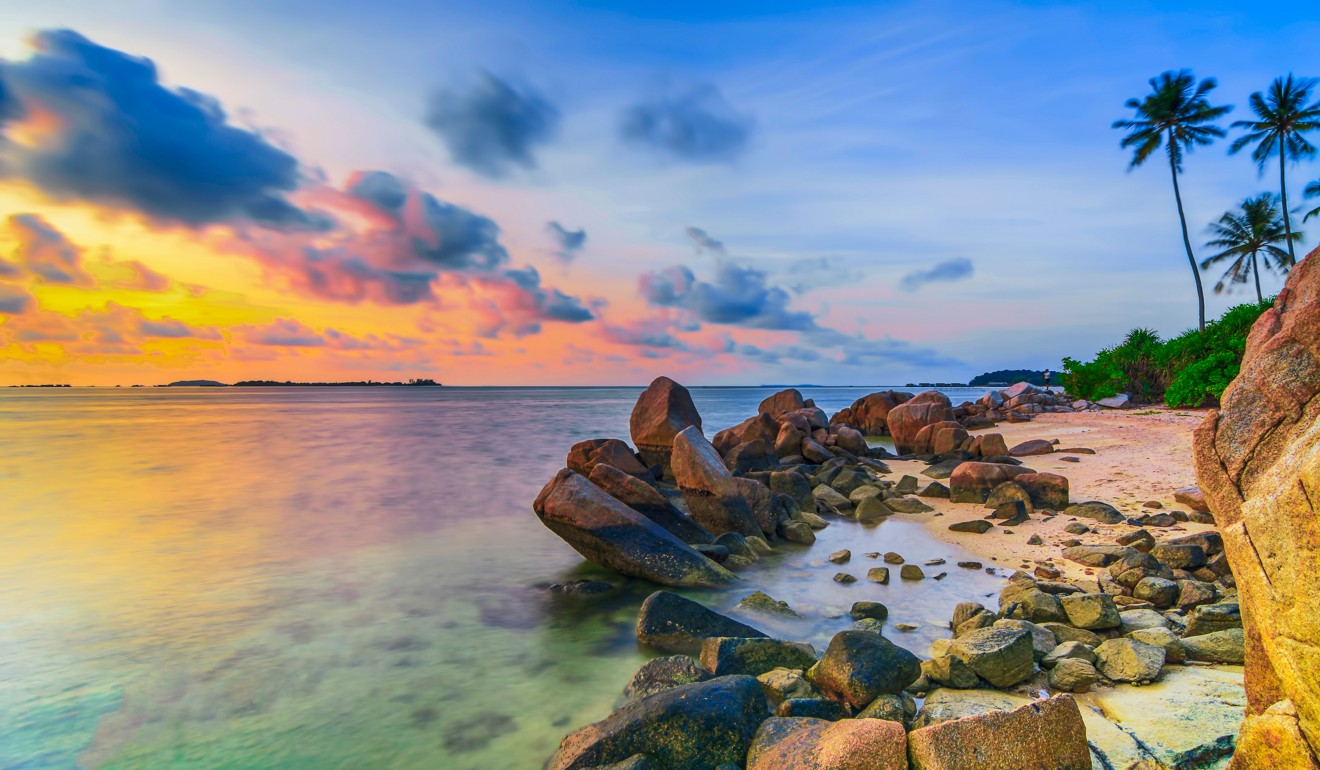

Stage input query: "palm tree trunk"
[
  {"left": 1168, "top": 136, "right": 1206, "bottom": 332},
  {"left": 1280, "top": 149, "right": 1297, "bottom": 264},
  {"left": 1252, "top": 250, "right": 1263, "bottom": 304}
]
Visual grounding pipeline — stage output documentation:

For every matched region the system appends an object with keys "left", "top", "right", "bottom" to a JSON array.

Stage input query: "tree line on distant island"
[{"left": 1114, "top": 71, "right": 1320, "bottom": 327}]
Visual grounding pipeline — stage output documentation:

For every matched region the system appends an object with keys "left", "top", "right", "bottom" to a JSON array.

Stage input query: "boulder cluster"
[{"left": 547, "top": 589, "right": 1093, "bottom": 770}]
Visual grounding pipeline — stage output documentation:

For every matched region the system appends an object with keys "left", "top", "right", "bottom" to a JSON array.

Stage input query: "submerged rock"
[
  {"left": 534, "top": 470, "right": 735, "bottom": 587},
  {"left": 635, "top": 591, "right": 766, "bottom": 654},
  {"left": 623, "top": 656, "right": 713, "bottom": 702}
]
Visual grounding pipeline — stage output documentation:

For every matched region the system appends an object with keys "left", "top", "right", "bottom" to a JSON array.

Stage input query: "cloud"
[
  {"left": 1, "top": 301, "right": 222, "bottom": 351},
  {"left": 0, "top": 283, "right": 33, "bottom": 314},
  {"left": 115, "top": 260, "right": 172, "bottom": 292},
  {"left": 425, "top": 71, "right": 559, "bottom": 179},
  {"left": 898, "top": 258, "right": 974, "bottom": 292},
  {"left": 685, "top": 226, "right": 725, "bottom": 255},
  {"left": 4, "top": 213, "right": 93, "bottom": 285},
  {"left": 347, "top": 170, "right": 408, "bottom": 214},
  {"left": 547, "top": 221, "right": 586, "bottom": 263},
  {"left": 0, "top": 30, "right": 322, "bottom": 229},
  {"left": 640, "top": 261, "right": 817, "bottom": 331},
  {"left": 620, "top": 83, "right": 753, "bottom": 163}
]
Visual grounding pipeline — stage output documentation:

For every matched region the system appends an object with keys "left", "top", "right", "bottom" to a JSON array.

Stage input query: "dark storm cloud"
[
  {"left": 415, "top": 192, "right": 511, "bottom": 270},
  {"left": 425, "top": 71, "right": 560, "bottom": 179},
  {"left": 620, "top": 83, "right": 753, "bottom": 163},
  {"left": 546, "top": 221, "right": 586, "bottom": 263},
  {"left": 0, "top": 30, "right": 323, "bottom": 230},
  {"left": 899, "top": 258, "right": 974, "bottom": 292}
]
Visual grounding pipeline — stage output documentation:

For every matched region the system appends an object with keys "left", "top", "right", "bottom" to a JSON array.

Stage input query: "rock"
[
  {"left": 757, "top": 667, "right": 821, "bottom": 706},
  {"left": 1048, "top": 658, "right": 1100, "bottom": 693},
  {"left": 801, "top": 437, "right": 834, "bottom": 464},
  {"left": 1014, "top": 472, "right": 1069, "bottom": 510},
  {"left": 1176, "top": 579, "right": 1218, "bottom": 610},
  {"left": 922, "top": 458, "right": 964, "bottom": 480},
  {"left": 700, "top": 637, "right": 818, "bottom": 677},
  {"left": 1118, "top": 608, "right": 1169, "bottom": 633},
  {"left": 534, "top": 470, "right": 735, "bottom": 587},
  {"left": 746, "top": 717, "right": 908, "bottom": 770},
  {"left": 731, "top": 478, "right": 780, "bottom": 539},
  {"left": 1115, "top": 528, "right": 1156, "bottom": 552},
  {"left": 1063, "top": 522, "right": 1090, "bottom": 535},
  {"left": 887, "top": 391, "right": 956, "bottom": 454},
  {"left": 1097, "top": 394, "right": 1132, "bottom": 409},
  {"left": 1041, "top": 623, "right": 1103, "bottom": 647},
  {"left": 758, "top": 389, "right": 806, "bottom": 419},
  {"left": 1062, "top": 544, "right": 1136, "bottom": 567},
  {"left": 949, "top": 462, "right": 1034, "bottom": 503},
  {"left": 984, "top": 480, "right": 1032, "bottom": 509},
  {"left": 1009, "top": 439, "right": 1055, "bottom": 457},
  {"left": 949, "top": 626, "right": 1034, "bottom": 687},
  {"left": 990, "top": 500, "right": 1030, "bottom": 525},
  {"left": 856, "top": 692, "right": 916, "bottom": 725},
  {"left": 923, "top": 654, "right": 980, "bottom": 689},
  {"left": 775, "top": 698, "right": 849, "bottom": 721},
  {"left": 993, "top": 618, "right": 1057, "bottom": 661},
  {"left": 635, "top": 591, "right": 767, "bottom": 654},
  {"left": 854, "top": 496, "right": 893, "bottom": 522},
  {"left": 1060, "top": 593, "right": 1121, "bottom": 630},
  {"left": 1173, "top": 485, "right": 1211, "bottom": 513},
  {"left": 867, "top": 567, "right": 890, "bottom": 584},
  {"left": 812, "top": 484, "right": 853, "bottom": 514},
  {"left": 900, "top": 564, "right": 925, "bottom": 580},
  {"left": 547, "top": 676, "right": 768, "bottom": 770},
  {"left": 834, "top": 426, "right": 868, "bottom": 456},
  {"left": 948, "top": 519, "right": 993, "bottom": 534},
  {"left": 770, "top": 470, "right": 813, "bottom": 512},
  {"left": 588, "top": 463, "right": 713, "bottom": 545},
  {"left": 1151, "top": 542, "right": 1207, "bottom": 570},
  {"left": 833, "top": 572, "right": 857, "bottom": 584},
  {"left": 806, "top": 630, "right": 921, "bottom": 709},
  {"left": 774, "top": 422, "right": 804, "bottom": 459},
  {"left": 976, "top": 433, "right": 1011, "bottom": 458},
  {"left": 736, "top": 591, "right": 800, "bottom": 618},
  {"left": 1042, "top": 641, "right": 1096, "bottom": 668},
  {"left": 999, "top": 580, "right": 1068, "bottom": 624},
  {"left": 834, "top": 390, "right": 911, "bottom": 436},
  {"left": 1234, "top": 700, "right": 1320, "bottom": 770},
  {"left": 724, "top": 440, "right": 778, "bottom": 476},
  {"left": 883, "top": 552, "right": 904, "bottom": 564},
  {"left": 918, "top": 481, "right": 951, "bottom": 498},
  {"left": 671, "top": 427, "right": 764, "bottom": 538},
  {"left": 828, "top": 549, "right": 851, "bottom": 564},
  {"left": 782, "top": 521, "right": 816, "bottom": 544},
  {"left": 713, "top": 413, "right": 779, "bottom": 455},
  {"left": 623, "top": 656, "right": 713, "bottom": 701},
  {"left": 850, "top": 601, "right": 888, "bottom": 621},
  {"left": 1133, "top": 576, "right": 1180, "bottom": 608},
  {"left": 628, "top": 376, "right": 702, "bottom": 472},
  {"left": 1183, "top": 602, "right": 1242, "bottom": 637},
  {"left": 883, "top": 496, "right": 934, "bottom": 514},
  {"left": 906, "top": 694, "right": 1091, "bottom": 770},
  {"left": 1061, "top": 501, "right": 1125, "bottom": 524},
  {"left": 569, "top": 438, "right": 652, "bottom": 478},
  {"left": 1093, "top": 638, "right": 1165, "bottom": 683},
  {"left": 1127, "top": 627, "right": 1186, "bottom": 664}
]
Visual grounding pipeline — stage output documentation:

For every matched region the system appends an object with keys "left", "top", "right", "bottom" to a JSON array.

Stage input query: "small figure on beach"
[{"left": 1043, "top": 369, "right": 1052, "bottom": 390}]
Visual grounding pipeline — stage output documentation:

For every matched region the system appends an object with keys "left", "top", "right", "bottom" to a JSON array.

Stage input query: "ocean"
[{"left": 0, "top": 385, "right": 1005, "bottom": 769}]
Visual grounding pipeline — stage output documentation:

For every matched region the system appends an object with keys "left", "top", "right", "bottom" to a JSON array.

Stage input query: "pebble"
[
  {"left": 958, "top": 561, "right": 983, "bottom": 569},
  {"left": 828, "top": 549, "right": 851, "bottom": 564}
]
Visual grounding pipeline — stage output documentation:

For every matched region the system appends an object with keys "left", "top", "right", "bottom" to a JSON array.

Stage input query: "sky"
[{"left": 0, "top": 0, "right": 1317, "bottom": 386}]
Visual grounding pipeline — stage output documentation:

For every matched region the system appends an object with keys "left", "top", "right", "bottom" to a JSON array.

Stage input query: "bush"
[{"left": 1062, "top": 299, "right": 1273, "bottom": 407}]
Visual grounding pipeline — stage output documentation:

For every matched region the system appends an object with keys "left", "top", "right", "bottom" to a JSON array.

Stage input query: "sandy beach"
[{"left": 889, "top": 407, "right": 1216, "bottom": 582}]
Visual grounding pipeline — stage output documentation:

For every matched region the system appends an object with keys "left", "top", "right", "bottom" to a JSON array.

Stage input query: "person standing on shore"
[{"left": 1043, "top": 369, "right": 1052, "bottom": 390}]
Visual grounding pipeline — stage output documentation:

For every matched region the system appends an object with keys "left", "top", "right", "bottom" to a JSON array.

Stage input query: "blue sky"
[{"left": 0, "top": 0, "right": 1317, "bottom": 384}]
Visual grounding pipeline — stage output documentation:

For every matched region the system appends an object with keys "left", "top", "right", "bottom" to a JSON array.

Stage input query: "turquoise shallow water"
[{"left": 0, "top": 385, "right": 1004, "bottom": 769}]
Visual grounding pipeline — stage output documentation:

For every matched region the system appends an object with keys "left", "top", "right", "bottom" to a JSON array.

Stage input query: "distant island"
[
  {"left": 162, "top": 379, "right": 441, "bottom": 387},
  {"left": 967, "top": 369, "right": 1048, "bottom": 387}
]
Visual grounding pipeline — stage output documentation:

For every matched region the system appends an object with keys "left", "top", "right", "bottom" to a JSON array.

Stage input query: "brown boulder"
[
  {"left": 589, "top": 463, "right": 712, "bottom": 544},
  {"left": 1193, "top": 248, "right": 1320, "bottom": 766},
  {"left": 887, "top": 391, "right": 955, "bottom": 454},
  {"left": 748, "top": 717, "right": 908, "bottom": 770},
  {"left": 906, "top": 694, "right": 1091, "bottom": 770},
  {"left": 671, "top": 426, "right": 764, "bottom": 538},
  {"left": 533, "top": 469, "right": 734, "bottom": 587},
  {"left": 834, "top": 390, "right": 912, "bottom": 435},
  {"left": 629, "top": 376, "right": 702, "bottom": 471},
  {"left": 1009, "top": 439, "right": 1054, "bottom": 457},
  {"left": 911, "top": 420, "right": 963, "bottom": 456},
  {"left": 713, "top": 412, "right": 779, "bottom": 455},
  {"left": 1014, "top": 472, "right": 1070, "bottom": 510},
  {"left": 758, "top": 388, "right": 807, "bottom": 419},
  {"left": 568, "top": 438, "right": 650, "bottom": 477},
  {"left": 974, "top": 433, "right": 1010, "bottom": 458},
  {"left": 949, "top": 462, "right": 1034, "bottom": 503}
]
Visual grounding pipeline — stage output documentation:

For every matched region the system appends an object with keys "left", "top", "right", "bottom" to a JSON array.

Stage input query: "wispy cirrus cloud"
[{"left": 899, "top": 258, "right": 974, "bottom": 292}]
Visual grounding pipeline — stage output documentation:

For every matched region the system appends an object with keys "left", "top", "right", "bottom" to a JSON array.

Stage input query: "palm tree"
[
  {"left": 1114, "top": 71, "right": 1231, "bottom": 332},
  {"left": 1202, "top": 194, "right": 1298, "bottom": 302},
  {"left": 1229, "top": 75, "right": 1320, "bottom": 263},
  {"left": 1304, "top": 179, "right": 1320, "bottom": 224}
]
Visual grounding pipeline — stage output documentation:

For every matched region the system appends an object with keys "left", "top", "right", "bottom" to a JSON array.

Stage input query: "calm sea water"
[{"left": 0, "top": 385, "right": 1004, "bottom": 770}]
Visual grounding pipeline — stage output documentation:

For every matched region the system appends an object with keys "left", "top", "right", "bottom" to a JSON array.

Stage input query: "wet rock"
[
  {"left": 588, "top": 463, "right": 712, "bottom": 545},
  {"left": 547, "top": 675, "right": 768, "bottom": 770},
  {"left": 1093, "top": 638, "right": 1165, "bottom": 683},
  {"left": 1042, "top": 641, "right": 1095, "bottom": 668},
  {"left": 850, "top": 601, "right": 888, "bottom": 621},
  {"left": 700, "top": 637, "right": 818, "bottom": 677},
  {"left": 746, "top": 717, "right": 908, "bottom": 770},
  {"left": 906, "top": 694, "right": 1091, "bottom": 770},
  {"left": 736, "top": 591, "right": 800, "bottom": 618},
  {"left": 623, "top": 656, "right": 713, "bottom": 701},
  {"left": 635, "top": 591, "right": 766, "bottom": 654},
  {"left": 883, "top": 496, "right": 934, "bottom": 514},
  {"left": 781, "top": 521, "right": 816, "bottom": 545},
  {"left": 833, "top": 572, "right": 857, "bottom": 584},
  {"left": 999, "top": 580, "right": 1067, "bottom": 624},
  {"left": 1060, "top": 593, "right": 1121, "bottom": 630},
  {"left": 993, "top": 618, "right": 1057, "bottom": 661},
  {"left": 671, "top": 427, "right": 764, "bottom": 538},
  {"left": 854, "top": 496, "right": 893, "bottom": 522},
  {"left": 856, "top": 692, "right": 916, "bottom": 725},
  {"left": 1115, "top": 528, "right": 1155, "bottom": 552},
  {"left": 883, "top": 552, "right": 904, "bottom": 564},
  {"left": 534, "top": 470, "right": 735, "bottom": 587},
  {"left": 732, "top": 477, "right": 780, "bottom": 537},
  {"left": 867, "top": 567, "right": 890, "bottom": 584},
  {"left": 949, "top": 625, "right": 1034, "bottom": 687},
  {"left": 828, "top": 549, "right": 851, "bottom": 564},
  {"left": 769, "top": 470, "right": 813, "bottom": 512},
  {"left": 812, "top": 484, "right": 853, "bottom": 515},
  {"left": 628, "top": 376, "right": 702, "bottom": 472},
  {"left": 806, "top": 630, "right": 922, "bottom": 709},
  {"left": 900, "top": 564, "right": 925, "bottom": 580},
  {"left": 1150, "top": 542, "right": 1206, "bottom": 570}
]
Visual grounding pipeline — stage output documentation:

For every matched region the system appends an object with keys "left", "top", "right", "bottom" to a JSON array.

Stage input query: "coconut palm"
[
  {"left": 1202, "top": 194, "right": 1298, "bottom": 302},
  {"left": 1114, "top": 71, "right": 1231, "bottom": 332},
  {"left": 1229, "top": 75, "right": 1320, "bottom": 263}
]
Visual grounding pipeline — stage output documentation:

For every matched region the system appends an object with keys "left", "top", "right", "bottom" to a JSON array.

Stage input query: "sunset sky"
[{"left": 0, "top": 0, "right": 1315, "bottom": 385}]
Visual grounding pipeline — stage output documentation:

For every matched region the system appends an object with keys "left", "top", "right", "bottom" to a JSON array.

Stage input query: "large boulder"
[
  {"left": 547, "top": 675, "right": 769, "bottom": 770},
  {"left": 1094, "top": 638, "right": 1165, "bottom": 683},
  {"left": 887, "top": 391, "right": 955, "bottom": 454},
  {"left": 635, "top": 591, "right": 767, "bottom": 654},
  {"left": 1193, "top": 249, "right": 1320, "bottom": 767},
  {"left": 906, "top": 694, "right": 1091, "bottom": 770},
  {"left": 671, "top": 426, "right": 764, "bottom": 538},
  {"left": 623, "top": 656, "right": 713, "bottom": 702},
  {"left": 948, "top": 625, "right": 1034, "bottom": 687},
  {"left": 588, "top": 463, "right": 712, "bottom": 544},
  {"left": 712, "top": 412, "right": 779, "bottom": 455},
  {"left": 699, "top": 637, "right": 818, "bottom": 677},
  {"left": 949, "top": 462, "right": 1034, "bottom": 503},
  {"left": 758, "top": 388, "right": 807, "bottom": 419},
  {"left": 806, "top": 630, "right": 921, "bottom": 709},
  {"left": 833, "top": 390, "right": 911, "bottom": 435},
  {"left": 534, "top": 470, "right": 734, "bottom": 587},
  {"left": 629, "top": 376, "right": 703, "bottom": 472},
  {"left": 747, "top": 717, "right": 908, "bottom": 770},
  {"left": 568, "top": 438, "right": 652, "bottom": 478},
  {"left": 1014, "top": 472, "right": 1069, "bottom": 510}
]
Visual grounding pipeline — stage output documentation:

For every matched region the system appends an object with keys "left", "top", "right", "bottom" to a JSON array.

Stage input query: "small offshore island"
[{"left": 525, "top": 256, "right": 1320, "bottom": 769}]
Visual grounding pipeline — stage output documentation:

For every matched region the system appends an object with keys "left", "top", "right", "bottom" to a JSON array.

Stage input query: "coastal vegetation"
[
  {"left": 1060, "top": 299, "right": 1272, "bottom": 407},
  {"left": 967, "top": 370, "right": 1048, "bottom": 387}
]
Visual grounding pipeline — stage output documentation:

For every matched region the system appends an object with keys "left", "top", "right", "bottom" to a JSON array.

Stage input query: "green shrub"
[
  {"left": 1060, "top": 354, "right": 1122, "bottom": 401},
  {"left": 1164, "top": 351, "right": 1240, "bottom": 407}
]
